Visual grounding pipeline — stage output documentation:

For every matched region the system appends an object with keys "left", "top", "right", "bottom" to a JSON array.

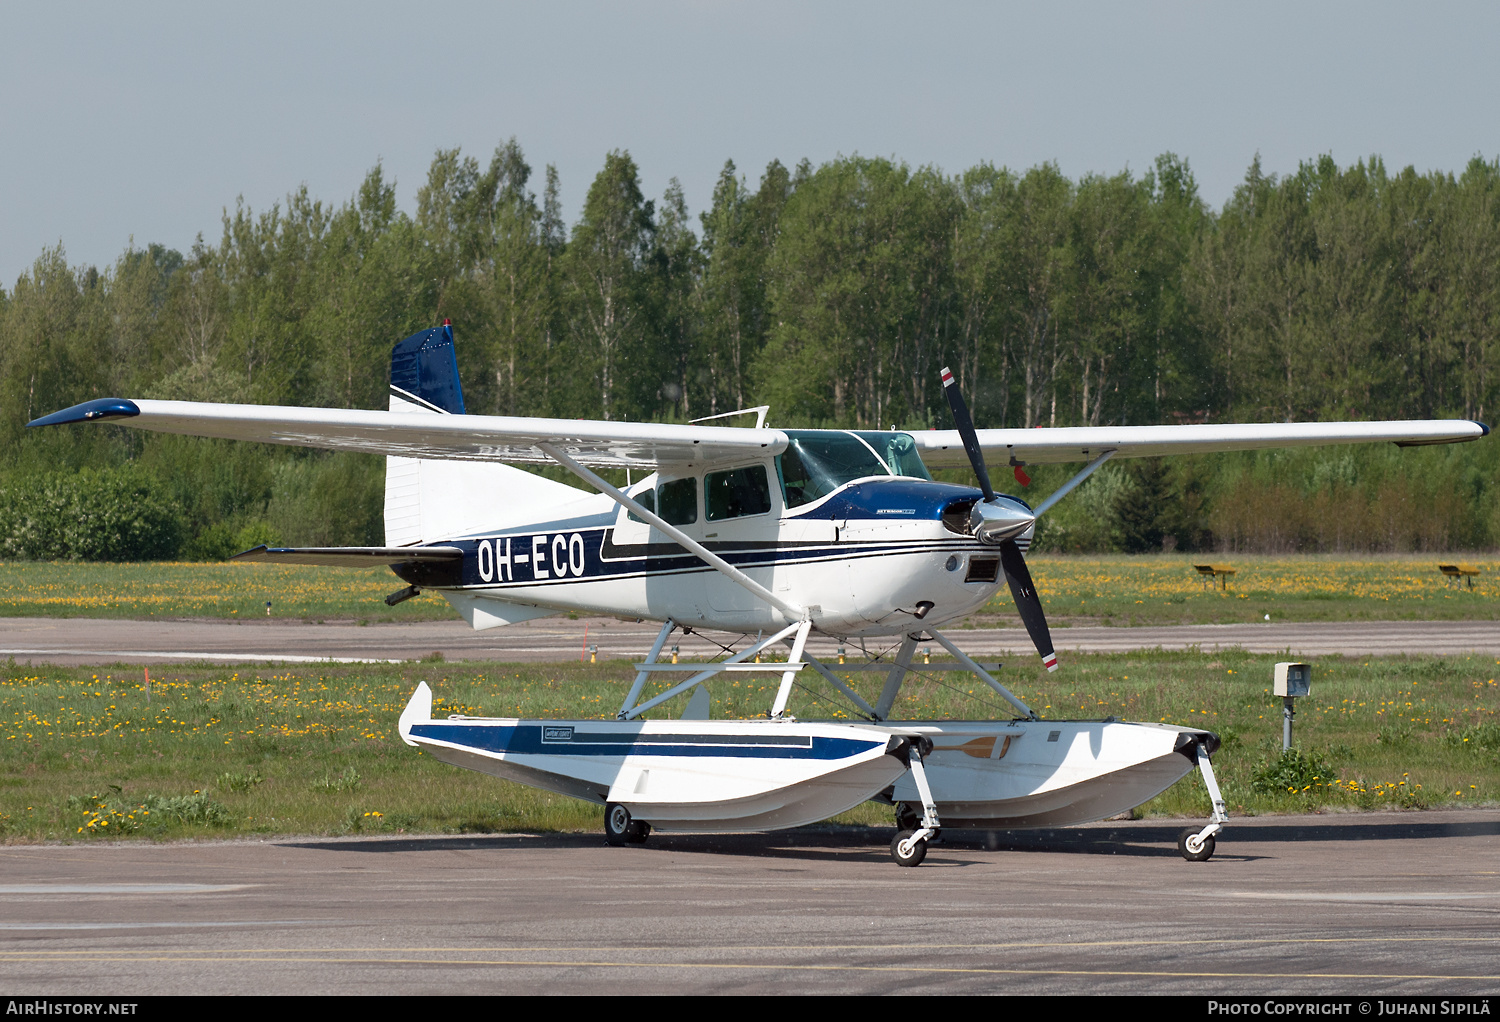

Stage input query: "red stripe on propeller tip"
[
  {"left": 940, "top": 367, "right": 954, "bottom": 386},
  {"left": 1042, "top": 653, "right": 1059, "bottom": 672}
]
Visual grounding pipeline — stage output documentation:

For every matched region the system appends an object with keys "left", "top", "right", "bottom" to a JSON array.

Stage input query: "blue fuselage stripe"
[{"left": 450, "top": 529, "right": 988, "bottom": 589}]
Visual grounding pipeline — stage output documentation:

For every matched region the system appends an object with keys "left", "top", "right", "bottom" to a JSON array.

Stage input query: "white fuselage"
[{"left": 409, "top": 461, "right": 1027, "bottom": 638}]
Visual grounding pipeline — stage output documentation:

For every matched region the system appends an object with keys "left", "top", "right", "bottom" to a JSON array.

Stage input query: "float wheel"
[
  {"left": 605, "top": 803, "right": 637, "bottom": 846},
  {"left": 891, "top": 829, "right": 928, "bottom": 867},
  {"left": 1178, "top": 827, "right": 1215, "bottom": 862}
]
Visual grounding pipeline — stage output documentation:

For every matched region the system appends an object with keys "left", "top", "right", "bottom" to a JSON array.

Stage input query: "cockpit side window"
[
  {"left": 657, "top": 477, "right": 698, "bottom": 525},
  {"left": 626, "top": 487, "right": 657, "bottom": 524},
  {"left": 706, "top": 465, "right": 772, "bottom": 521}
]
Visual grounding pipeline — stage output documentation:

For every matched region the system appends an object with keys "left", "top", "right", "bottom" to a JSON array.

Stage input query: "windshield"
[
  {"left": 854, "top": 431, "right": 933, "bottom": 481},
  {"left": 777, "top": 430, "right": 930, "bottom": 509}
]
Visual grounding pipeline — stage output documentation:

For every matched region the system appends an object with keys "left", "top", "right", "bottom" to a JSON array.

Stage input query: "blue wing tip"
[{"left": 27, "top": 398, "right": 140, "bottom": 428}]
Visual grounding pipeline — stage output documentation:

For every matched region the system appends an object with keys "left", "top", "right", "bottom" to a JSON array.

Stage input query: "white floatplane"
[{"left": 32, "top": 323, "right": 1488, "bottom": 866}]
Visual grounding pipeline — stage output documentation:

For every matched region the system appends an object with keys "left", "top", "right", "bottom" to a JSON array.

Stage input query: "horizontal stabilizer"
[{"left": 232, "top": 544, "right": 462, "bottom": 568}]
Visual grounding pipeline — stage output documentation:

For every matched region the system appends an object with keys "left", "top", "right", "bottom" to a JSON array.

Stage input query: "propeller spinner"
[{"left": 940, "top": 366, "right": 1059, "bottom": 672}]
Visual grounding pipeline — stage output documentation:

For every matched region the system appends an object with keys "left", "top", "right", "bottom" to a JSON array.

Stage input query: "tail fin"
[
  {"left": 398, "top": 681, "right": 432, "bottom": 746},
  {"left": 389, "top": 321, "right": 466, "bottom": 414},
  {"left": 383, "top": 322, "right": 581, "bottom": 546}
]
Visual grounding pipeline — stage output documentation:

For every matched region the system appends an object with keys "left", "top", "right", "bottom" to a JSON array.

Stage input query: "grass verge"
[
  {"left": 975, "top": 553, "right": 1500, "bottom": 627},
  {"left": 0, "top": 561, "right": 455, "bottom": 621},
  {"left": 2, "top": 649, "right": 1495, "bottom": 842}
]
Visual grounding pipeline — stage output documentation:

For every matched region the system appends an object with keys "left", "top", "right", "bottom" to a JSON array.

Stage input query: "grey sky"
[{"left": 3, "top": 2, "right": 1497, "bottom": 287}]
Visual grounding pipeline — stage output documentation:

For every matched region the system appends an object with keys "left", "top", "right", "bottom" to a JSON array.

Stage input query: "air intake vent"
[{"left": 964, "top": 556, "right": 1000, "bottom": 583}]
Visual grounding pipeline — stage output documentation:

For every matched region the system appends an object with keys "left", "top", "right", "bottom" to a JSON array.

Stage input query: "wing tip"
[
  {"left": 27, "top": 398, "right": 140, "bottom": 428},
  {"left": 1396, "top": 420, "right": 1491, "bottom": 447}
]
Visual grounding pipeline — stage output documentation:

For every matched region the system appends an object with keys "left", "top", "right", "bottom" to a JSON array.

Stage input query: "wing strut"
[
  {"left": 1031, "top": 450, "right": 1116, "bottom": 517},
  {"left": 537, "top": 442, "right": 808, "bottom": 623}
]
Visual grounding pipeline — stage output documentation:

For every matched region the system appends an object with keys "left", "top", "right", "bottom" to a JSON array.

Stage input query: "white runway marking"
[
  {"left": 1219, "top": 891, "right": 1491, "bottom": 902},
  {"left": 0, "top": 884, "right": 256, "bottom": 895},
  {"left": 0, "top": 921, "right": 312, "bottom": 930}
]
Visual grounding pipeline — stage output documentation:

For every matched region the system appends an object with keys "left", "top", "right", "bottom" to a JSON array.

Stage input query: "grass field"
[
  {"left": 977, "top": 553, "right": 1500, "bottom": 627},
  {"left": 0, "top": 561, "right": 458, "bottom": 622},
  {"left": 3, "top": 649, "right": 1495, "bottom": 843},
  {"left": 0, "top": 555, "right": 1492, "bottom": 625}
]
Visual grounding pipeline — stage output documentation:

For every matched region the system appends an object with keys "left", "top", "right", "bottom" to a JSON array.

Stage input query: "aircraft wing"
[
  {"left": 29, "top": 398, "right": 1487, "bottom": 469},
  {"left": 28, "top": 398, "right": 788, "bottom": 470},
  {"left": 914, "top": 420, "right": 1490, "bottom": 467}
]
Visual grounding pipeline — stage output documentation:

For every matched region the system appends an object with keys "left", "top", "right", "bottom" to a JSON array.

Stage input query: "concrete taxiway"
[
  {"left": 0, "top": 811, "right": 1496, "bottom": 995},
  {"left": 2, "top": 616, "right": 1498, "bottom": 667}
]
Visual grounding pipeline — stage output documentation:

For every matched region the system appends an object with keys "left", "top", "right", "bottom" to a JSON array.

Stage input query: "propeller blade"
[
  {"left": 942, "top": 365, "right": 1054, "bottom": 670},
  {"left": 999, "top": 539, "right": 1058, "bottom": 672},
  {"left": 940, "top": 366, "right": 994, "bottom": 502}
]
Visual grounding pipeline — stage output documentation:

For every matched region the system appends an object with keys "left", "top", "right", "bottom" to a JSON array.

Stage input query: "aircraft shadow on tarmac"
[
  {"left": 278, "top": 826, "right": 1193, "bottom": 862},
  {"left": 283, "top": 816, "right": 1495, "bottom": 863},
  {"left": 286, "top": 829, "right": 945, "bottom": 865}
]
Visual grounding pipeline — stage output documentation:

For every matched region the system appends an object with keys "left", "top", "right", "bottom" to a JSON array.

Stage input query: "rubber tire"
[
  {"left": 1178, "top": 827, "right": 1215, "bottom": 862},
  {"left": 895, "top": 802, "right": 921, "bottom": 831},
  {"left": 605, "top": 803, "right": 636, "bottom": 847},
  {"left": 891, "top": 829, "right": 928, "bottom": 867},
  {"left": 625, "top": 819, "right": 651, "bottom": 844}
]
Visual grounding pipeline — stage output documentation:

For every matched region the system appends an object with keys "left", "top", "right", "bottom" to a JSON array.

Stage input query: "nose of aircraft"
[{"left": 968, "top": 499, "right": 1036, "bottom": 545}]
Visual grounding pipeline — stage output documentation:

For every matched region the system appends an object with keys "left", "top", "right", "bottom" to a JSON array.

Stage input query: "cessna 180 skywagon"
[{"left": 32, "top": 323, "right": 1489, "bottom": 865}]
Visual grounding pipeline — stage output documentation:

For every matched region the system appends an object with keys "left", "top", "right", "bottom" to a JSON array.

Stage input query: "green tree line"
[{"left": 1, "top": 141, "right": 1496, "bottom": 557}]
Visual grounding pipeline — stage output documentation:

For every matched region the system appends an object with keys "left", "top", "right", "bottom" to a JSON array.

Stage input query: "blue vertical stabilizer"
[{"left": 389, "top": 321, "right": 466, "bottom": 415}]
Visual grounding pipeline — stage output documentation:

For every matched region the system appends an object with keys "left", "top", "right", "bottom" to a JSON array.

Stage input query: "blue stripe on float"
[{"left": 408, "top": 723, "right": 884, "bottom": 760}]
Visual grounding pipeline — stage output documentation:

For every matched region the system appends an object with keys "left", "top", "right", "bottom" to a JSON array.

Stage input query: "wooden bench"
[
  {"left": 1438, "top": 564, "right": 1481, "bottom": 590},
  {"left": 1194, "top": 564, "right": 1236, "bottom": 590}
]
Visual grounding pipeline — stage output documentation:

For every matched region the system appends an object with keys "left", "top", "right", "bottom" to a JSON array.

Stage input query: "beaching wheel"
[
  {"left": 891, "top": 829, "right": 928, "bottom": 867},
  {"left": 605, "top": 802, "right": 647, "bottom": 846},
  {"left": 1178, "top": 827, "right": 1215, "bottom": 862}
]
